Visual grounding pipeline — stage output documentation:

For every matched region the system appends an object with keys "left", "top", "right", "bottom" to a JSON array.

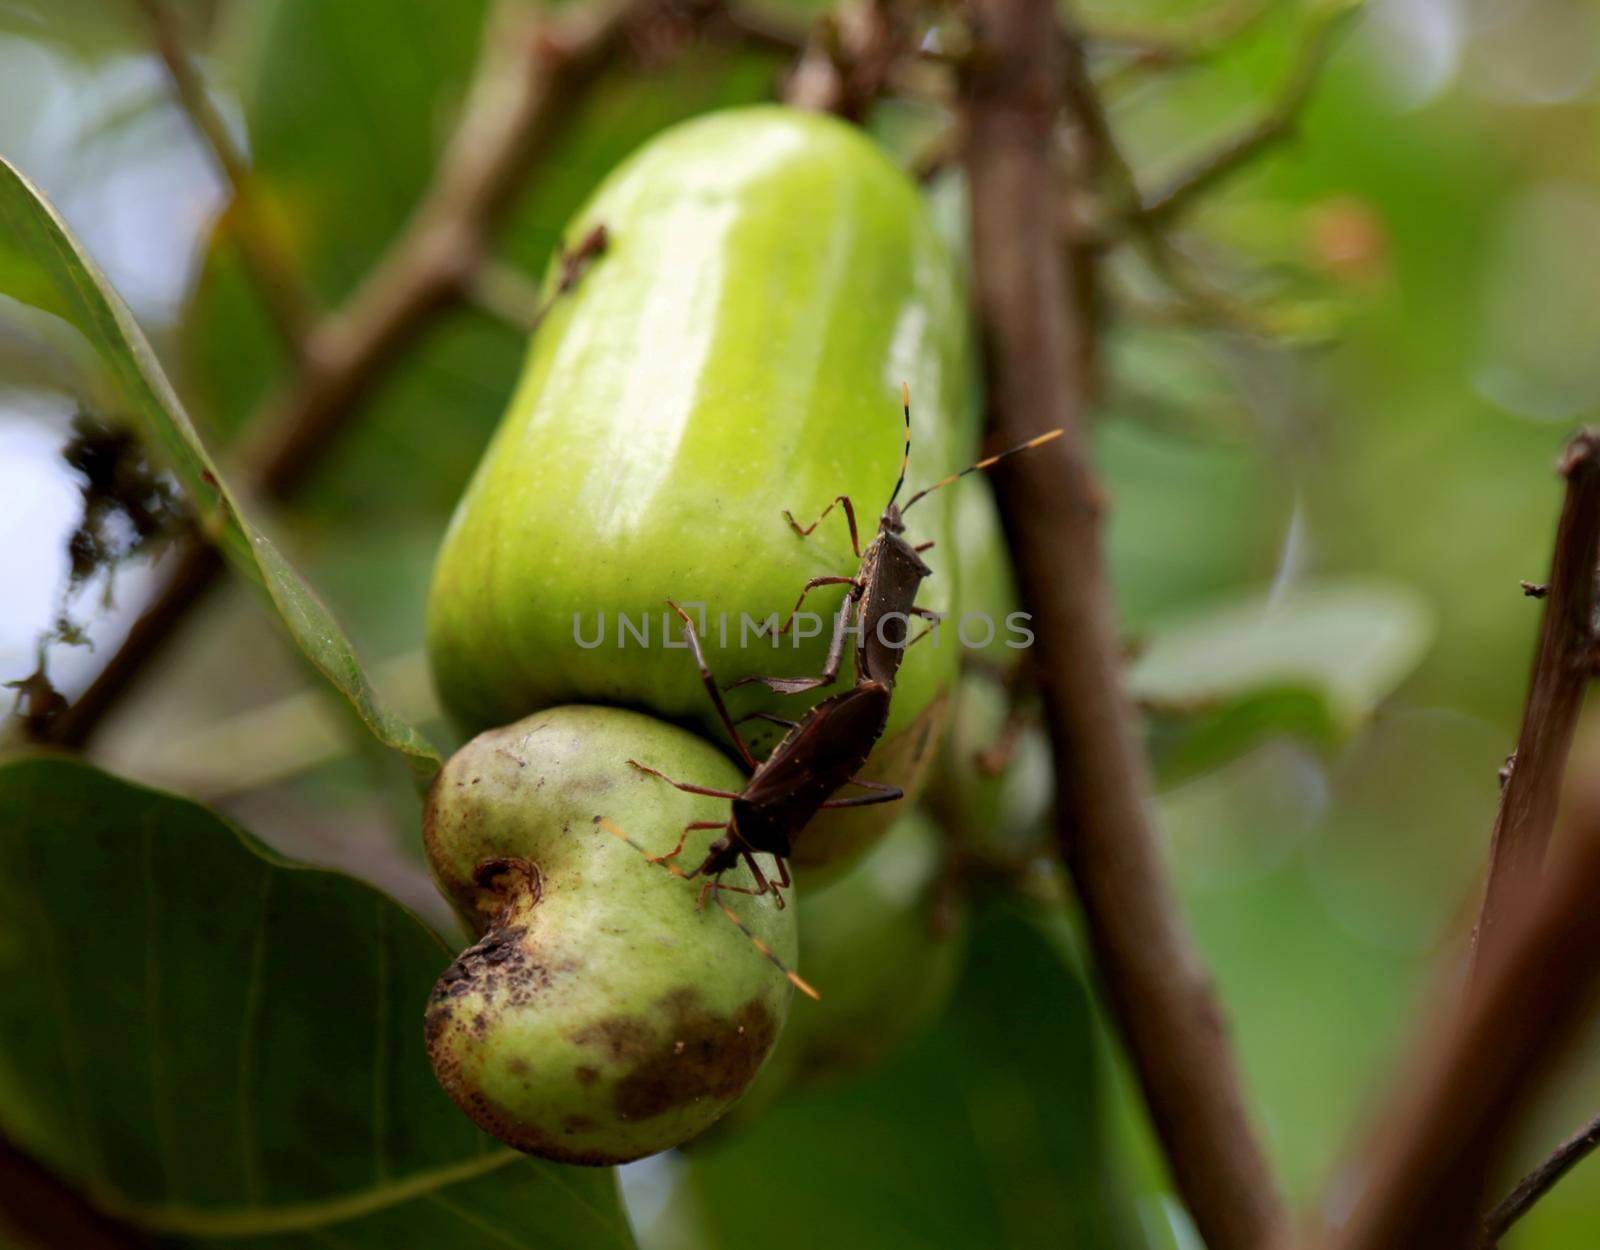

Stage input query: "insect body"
[
  {"left": 733, "top": 384, "right": 1064, "bottom": 697},
  {"left": 596, "top": 600, "right": 903, "bottom": 997}
]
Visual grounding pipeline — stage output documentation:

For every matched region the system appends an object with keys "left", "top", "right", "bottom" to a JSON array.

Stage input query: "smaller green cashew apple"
[
  {"left": 924, "top": 475, "right": 1052, "bottom": 862},
  {"left": 720, "top": 807, "right": 967, "bottom": 1131},
  {"left": 423, "top": 705, "right": 797, "bottom": 1164},
  {"left": 926, "top": 671, "right": 1052, "bottom": 862}
]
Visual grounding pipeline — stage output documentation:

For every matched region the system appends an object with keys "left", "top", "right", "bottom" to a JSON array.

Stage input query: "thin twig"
[
  {"left": 1321, "top": 758, "right": 1600, "bottom": 1250},
  {"left": 1068, "top": 6, "right": 1352, "bottom": 338},
  {"left": 1141, "top": 9, "right": 1350, "bottom": 226},
  {"left": 1482, "top": 1109, "right": 1600, "bottom": 1246},
  {"left": 127, "top": 0, "right": 316, "bottom": 350},
  {"left": 784, "top": 0, "right": 908, "bottom": 120},
  {"left": 1063, "top": 29, "right": 1279, "bottom": 337},
  {"left": 1088, "top": 0, "right": 1275, "bottom": 64},
  {"left": 1475, "top": 430, "right": 1600, "bottom": 959},
  {"left": 37, "top": 0, "right": 664, "bottom": 748},
  {"left": 958, "top": 3, "right": 1288, "bottom": 1247}
]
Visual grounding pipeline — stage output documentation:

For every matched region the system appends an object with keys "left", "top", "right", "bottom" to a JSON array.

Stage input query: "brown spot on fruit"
[
  {"left": 573, "top": 1014, "right": 652, "bottom": 1063},
  {"left": 575, "top": 1065, "right": 600, "bottom": 1086},
  {"left": 611, "top": 991, "right": 777, "bottom": 1122}
]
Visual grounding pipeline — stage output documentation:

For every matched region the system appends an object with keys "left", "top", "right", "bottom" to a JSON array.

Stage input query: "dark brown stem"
[
  {"left": 1322, "top": 763, "right": 1600, "bottom": 1250},
  {"left": 37, "top": 0, "right": 661, "bottom": 748},
  {"left": 128, "top": 0, "right": 316, "bottom": 350},
  {"left": 40, "top": 541, "right": 220, "bottom": 747},
  {"left": 959, "top": 2, "right": 1287, "bottom": 1247},
  {"left": 1475, "top": 430, "right": 1600, "bottom": 958},
  {"left": 1482, "top": 1109, "right": 1600, "bottom": 1246},
  {"left": 0, "top": 1136, "right": 146, "bottom": 1249}
]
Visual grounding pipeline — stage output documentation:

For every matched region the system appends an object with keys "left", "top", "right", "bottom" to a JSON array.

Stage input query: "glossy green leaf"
[
  {"left": 683, "top": 903, "right": 1130, "bottom": 1250},
  {"left": 0, "top": 756, "right": 633, "bottom": 1248},
  {"left": 1130, "top": 578, "right": 1434, "bottom": 773},
  {"left": 0, "top": 156, "right": 440, "bottom": 782}
]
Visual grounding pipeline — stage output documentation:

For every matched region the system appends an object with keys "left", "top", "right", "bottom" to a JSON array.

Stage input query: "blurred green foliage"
[{"left": 0, "top": 756, "right": 635, "bottom": 1248}]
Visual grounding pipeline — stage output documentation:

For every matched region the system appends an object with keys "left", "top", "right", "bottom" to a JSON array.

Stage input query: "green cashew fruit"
[
  {"left": 925, "top": 476, "right": 1052, "bottom": 860},
  {"left": 929, "top": 671, "right": 1052, "bottom": 860},
  {"left": 427, "top": 105, "right": 977, "bottom": 872},
  {"left": 423, "top": 705, "right": 798, "bottom": 1164},
  {"left": 717, "top": 807, "right": 967, "bottom": 1131}
]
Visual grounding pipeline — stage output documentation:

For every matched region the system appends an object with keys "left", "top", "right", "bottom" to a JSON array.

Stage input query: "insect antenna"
[
  {"left": 710, "top": 891, "right": 820, "bottom": 1000},
  {"left": 592, "top": 817, "right": 819, "bottom": 1000},
  {"left": 901, "top": 427, "right": 1066, "bottom": 513},
  {"left": 885, "top": 381, "right": 913, "bottom": 508}
]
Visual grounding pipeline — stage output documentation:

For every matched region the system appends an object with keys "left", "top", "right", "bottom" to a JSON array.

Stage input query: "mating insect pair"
[
  {"left": 595, "top": 599, "right": 898, "bottom": 999},
  {"left": 597, "top": 387, "right": 1063, "bottom": 995}
]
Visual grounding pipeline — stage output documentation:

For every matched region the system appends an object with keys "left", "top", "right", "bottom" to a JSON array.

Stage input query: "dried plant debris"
[{"left": 5, "top": 413, "right": 186, "bottom": 734}]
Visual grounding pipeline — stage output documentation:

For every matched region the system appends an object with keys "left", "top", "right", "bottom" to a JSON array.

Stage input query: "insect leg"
[
  {"left": 782, "top": 495, "right": 862, "bottom": 558},
  {"left": 897, "top": 606, "right": 943, "bottom": 649},
  {"left": 707, "top": 882, "right": 819, "bottom": 1000},
  {"left": 729, "top": 583, "right": 857, "bottom": 695},
  {"left": 816, "top": 590, "right": 854, "bottom": 684},
  {"left": 839, "top": 777, "right": 900, "bottom": 793},
  {"left": 775, "top": 577, "right": 859, "bottom": 637},
  {"left": 734, "top": 711, "right": 801, "bottom": 729},
  {"left": 744, "top": 850, "right": 786, "bottom": 909},
  {"left": 601, "top": 823, "right": 817, "bottom": 999},
  {"left": 664, "top": 598, "right": 757, "bottom": 770},
  {"left": 626, "top": 759, "right": 739, "bottom": 799},
  {"left": 820, "top": 784, "right": 905, "bottom": 810},
  {"left": 647, "top": 821, "right": 728, "bottom": 865}
]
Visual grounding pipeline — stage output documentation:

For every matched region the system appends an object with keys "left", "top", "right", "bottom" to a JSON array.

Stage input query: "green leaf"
[
  {"left": 684, "top": 903, "right": 1131, "bottom": 1250},
  {"left": 1129, "top": 578, "right": 1434, "bottom": 778},
  {"left": 1098, "top": 417, "right": 1294, "bottom": 633},
  {"left": 0, "top": 756, "right": 634, "bottom": 1248},
  {"left": 0, "top": 156, "right": 440, "bottom": 783}
]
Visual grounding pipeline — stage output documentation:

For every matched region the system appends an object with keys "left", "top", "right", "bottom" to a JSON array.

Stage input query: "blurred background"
[{"left": 1, "top": 0, "right": 1597, "bottom": 1245}]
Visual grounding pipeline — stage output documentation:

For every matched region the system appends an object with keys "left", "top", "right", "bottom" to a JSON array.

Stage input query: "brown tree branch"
[
  {"left": 1474, "top": 431, "right": 1600, "bottom": 958},
  {"left": 959, "top": 2, "right": 1287, "bottom": 1246},
  {"left": 1482, "top": 1108, "right": 1600, "bottom": 1246},
  {"left": 128, "top": 0, "right": 317, "bottom": 351},
  {"left": 1320, "top": 760, "right": 1600, "bottom": 1250},
  {"left": 784, "top": 0, "right": 907, "bottom": 120},
  {"left": 37, "top": 0, "right": 667, "bottom": 748}
]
